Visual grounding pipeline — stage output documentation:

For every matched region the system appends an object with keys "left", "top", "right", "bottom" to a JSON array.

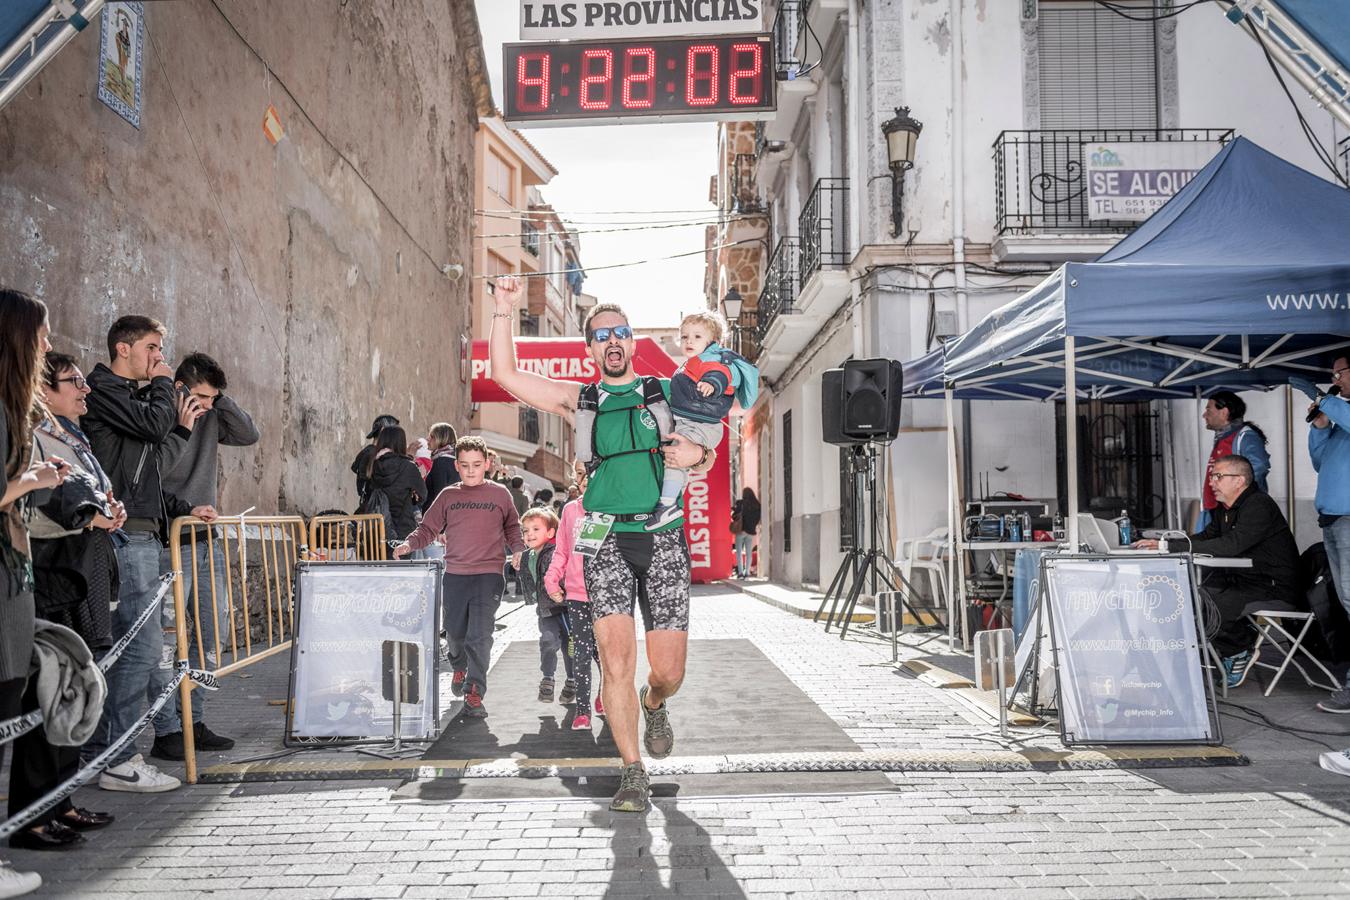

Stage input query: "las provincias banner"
[{"left": 471, "top": 338, "right": 733, "bottom": 583}]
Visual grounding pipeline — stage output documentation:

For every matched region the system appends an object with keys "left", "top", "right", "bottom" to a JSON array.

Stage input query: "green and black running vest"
[{"left": 576, "top": 377, "right": 679, "bottom": 534}]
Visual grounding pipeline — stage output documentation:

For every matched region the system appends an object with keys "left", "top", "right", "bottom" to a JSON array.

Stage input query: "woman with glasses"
[{"left": 10, "top": 353, "right": 126, "bottom": 849}]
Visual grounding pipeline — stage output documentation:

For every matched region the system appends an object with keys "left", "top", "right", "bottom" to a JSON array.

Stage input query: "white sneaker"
[
  {"left": 1319, "top": 748, "right": 1350, "bottom": 778},
  {"left": 0, "top": 864, "right": 41, "bottom": 898},
  {"left": 98, "top": 753, "right": 181, "bottom": 793}
]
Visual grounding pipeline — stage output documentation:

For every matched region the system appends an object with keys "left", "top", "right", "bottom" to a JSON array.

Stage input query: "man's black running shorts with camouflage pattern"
[{"left": 583, "top": 530, "right": 690, "bottom": 632}]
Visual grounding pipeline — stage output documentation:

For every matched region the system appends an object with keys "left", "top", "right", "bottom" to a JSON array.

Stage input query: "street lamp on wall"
[
  {"left": 881, "top": 107, "right": 923, "bottom": 238},
  {"left": 722, "top": 287, "right": 743, "bottom": 351}
]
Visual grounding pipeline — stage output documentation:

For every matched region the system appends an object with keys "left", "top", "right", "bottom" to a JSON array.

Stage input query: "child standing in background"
[
  {"left": 517, "top": 508, "right": 575, "bottom": 704},
  {"left": 546, "top": 484, "right": 604, "bottom": 730}
]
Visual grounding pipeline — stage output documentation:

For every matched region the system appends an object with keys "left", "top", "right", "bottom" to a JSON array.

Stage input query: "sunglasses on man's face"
[{"left": 588, "top": 325, "right": 633, "bottom": 343}]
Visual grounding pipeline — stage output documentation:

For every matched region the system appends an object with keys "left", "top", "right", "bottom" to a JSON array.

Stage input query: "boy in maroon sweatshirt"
[{"left": 395, "top": 436, "right": 524, "bottom": 718}]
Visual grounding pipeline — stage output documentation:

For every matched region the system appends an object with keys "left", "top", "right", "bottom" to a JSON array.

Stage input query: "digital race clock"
[{"left": 503, "top": 34, "right": 776, "bottom": 126}]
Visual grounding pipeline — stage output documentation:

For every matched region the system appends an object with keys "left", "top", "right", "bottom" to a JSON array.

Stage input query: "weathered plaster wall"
[{"left": 0, "top": 0, "right": 483, "bottom": 516}]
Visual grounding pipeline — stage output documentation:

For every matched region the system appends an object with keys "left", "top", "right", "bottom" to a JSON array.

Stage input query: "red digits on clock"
[
  {"left": 580, "top": 49, "right": 614, "bottom": 111},
  {"left": 728, "top": 43, "right": 762, "bottom": 105},
  {"left": 516, "top": 51, "right": 550, "bottom": 113},
  {"left": 622, "top": 47, "right": 656, "bottom": 109},
  {"left": 686, "top": 44, "right": 718, "bottom": 106}
]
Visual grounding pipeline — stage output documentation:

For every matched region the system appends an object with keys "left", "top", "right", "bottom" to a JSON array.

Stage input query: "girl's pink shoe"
[{"left": 571, "top": 714, "right": 592, "bottom": 731}]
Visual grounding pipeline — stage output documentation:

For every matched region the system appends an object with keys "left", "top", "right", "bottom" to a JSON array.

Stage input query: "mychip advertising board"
[
  {"left": 1043, "top": 555, "right": 1220, "bottom": 745},
  {"left": 286, "top": 561, "right": 441, "bottom": 745}
]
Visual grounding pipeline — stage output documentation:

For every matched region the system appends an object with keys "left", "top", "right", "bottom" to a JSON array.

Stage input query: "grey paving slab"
[{"left": 4, "top": 585, "right": 1350, "bottom": 899}]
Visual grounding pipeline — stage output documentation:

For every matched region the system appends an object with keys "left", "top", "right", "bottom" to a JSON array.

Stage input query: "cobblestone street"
[{"left": 6, "top": 584, "right": 1350, "bottom": 898}]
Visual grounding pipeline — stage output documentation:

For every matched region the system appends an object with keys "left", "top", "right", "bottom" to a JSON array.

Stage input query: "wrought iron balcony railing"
[
  {"left": 993, "top": 129, "right": 1234, "bottom": 236},
  {"left": 754, "top": 236, "right": 800, "bottom": 350},
  {"left": 731, "top": 152, "right": 765, "bottom": 214},
  {"left": 736, "top": 309, "right": 761, "bottom": 363},
  {"left": 521, "top": 221, "right": 540, "bottom": 255},
  {"left": 798, "top": 177, "right": 848, "bottom": 284}
]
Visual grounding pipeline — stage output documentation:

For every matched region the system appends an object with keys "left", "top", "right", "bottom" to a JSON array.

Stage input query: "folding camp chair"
[{"left": 1246, "top": 607, "right": 1340, "bottom": 696}]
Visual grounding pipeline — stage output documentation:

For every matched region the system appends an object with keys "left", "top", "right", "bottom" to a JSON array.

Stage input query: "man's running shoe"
[
  {"left": 538, "top": 677, "right": 555, "bottom": 702},
  {"left": 609, "top": 762, "right": 650, "bottom": 812},
  {"left": 1318, "top": 687, "right": 1350, "bottom": 714},
  {"left": 462, "top": 685, "right": 487, "bottom": 718},
  {"left": 451, "top": 669, "right": 466, "bottom": 697},
  {"left": 643, "top": 502, "right": 683, "bottom": 532},
  {"left": 1222, "top": 650, "right": 1256, "bottom": 689},
  {"left": 559, "top": 678, "right": 577, "bottom": 704},
  {"left": 638, "top": 685, "right": 674, "bottom": 759},
  {"left": 571, "top": 713, "right": 591, "bottom": 731}
]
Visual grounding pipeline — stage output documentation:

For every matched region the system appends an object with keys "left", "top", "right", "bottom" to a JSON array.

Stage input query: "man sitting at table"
[{"left": 1135, "top": 454, "right": 1300, "bottom": 689}]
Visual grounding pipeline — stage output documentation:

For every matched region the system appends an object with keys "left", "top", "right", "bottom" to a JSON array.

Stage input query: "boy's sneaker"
[
  {"left": 1222, "top": 650, "right": 1256, "bottom": 689},
  {"left": 0, "top": 864, "right": 41, "bottom": 898},
  {"left": 638, "top": 685, "right": 674, "bottom": 759},
  {"left": 193, "top": 721, "right": 235, "bottom": 751},
  {"left": 1317, "top": 687, "right": 1350, "bottom": 714},
  {"left": 538, "top": 677, "right": 555, "bottom": 702},
  {"left": 609, "top": 762, "right": 650, "bottom": 813},
  {"left": 451, "top": 669, "right": 466, "bottom": 697},
  {"left": 572, "top": 713, "right": 592, "bottom": 731},
  {"left": 595, "top": 692, "right": 605, "bottom": 716},
  {"left": 149, "top": 731, "right": 185, "bottom": 761},
  {"left": 463, "top": 686, "right": 487, "bottom": 718},
  {"left": 98, "top": 754, "right": 181, "bottom": 793},
  {"left": 559, "top": 679, "right": 577, "bottom": 704},
  {"left": 643, "top": 502, "right": 683, "bottom": 532}
]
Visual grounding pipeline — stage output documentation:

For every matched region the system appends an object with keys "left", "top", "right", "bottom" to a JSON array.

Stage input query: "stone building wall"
[{"left": 0, "top": 0, "right": 490, "bottom": 516}]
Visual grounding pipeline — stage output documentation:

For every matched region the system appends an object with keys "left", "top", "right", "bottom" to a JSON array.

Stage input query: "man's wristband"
[
  {"left": 491, "top": 312, "right": 513, "bottom": 320},
  {"left": 697, "top": 445, "right": 711, "bottom": 468}
]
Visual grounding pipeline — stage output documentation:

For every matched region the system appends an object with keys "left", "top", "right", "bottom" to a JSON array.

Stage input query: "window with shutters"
[{"left": 1037, "top": 1, "right": 1159, "bottom": 129}]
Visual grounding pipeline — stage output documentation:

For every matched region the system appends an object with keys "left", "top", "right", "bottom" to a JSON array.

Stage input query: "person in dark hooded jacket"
[{"left": 364, "top": 426, "right": 424, "bottom": 544}]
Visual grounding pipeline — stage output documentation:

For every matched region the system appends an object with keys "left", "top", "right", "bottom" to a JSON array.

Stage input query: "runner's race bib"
[{"left": 576, "top": 513, "right": 615, "bottom": 558}]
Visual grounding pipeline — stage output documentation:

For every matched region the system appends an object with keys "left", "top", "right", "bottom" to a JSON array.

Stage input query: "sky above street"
[{"left": 474, "top": 1, "right": 719, "bottom": 328}]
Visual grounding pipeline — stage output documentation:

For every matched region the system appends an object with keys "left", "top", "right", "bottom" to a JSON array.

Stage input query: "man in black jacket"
[
  {"left": 81, "top": 316, "right": 216, "bottom": 793},
  {"left": 1138, "top": 454, "right": 1299, "bottom": 689},
  {"left": 150, "top": 352, "right": 259, "bottom": 761}
]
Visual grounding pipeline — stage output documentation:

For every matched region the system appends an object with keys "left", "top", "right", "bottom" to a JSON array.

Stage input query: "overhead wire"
[
  {"left": 1092, "top": 0, "right": 1210, "bottom": 22},
  {"left": 145, "top": 22, "right": 284, "bottom": 358},
  {"left": 1241, "top": 9, "right": 1350, "bottom": 187},
  {"left": 206, "top": 0, "right": 455, "bottom": 272},
  {"left": 474, "top": 217, "right": 750, "bottom": 240},
  {"left": 473, "top": 237, "right": 761, "bottom": 279}
]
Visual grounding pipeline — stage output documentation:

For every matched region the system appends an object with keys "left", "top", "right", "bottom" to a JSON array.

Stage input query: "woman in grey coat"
[{"left": 0, "top": 289, "right": 69, "bottom": 891}]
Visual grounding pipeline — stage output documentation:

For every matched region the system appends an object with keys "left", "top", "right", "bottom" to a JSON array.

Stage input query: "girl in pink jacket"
[{"left": 545, "top": 496, "right": 603, "bottom": 730}]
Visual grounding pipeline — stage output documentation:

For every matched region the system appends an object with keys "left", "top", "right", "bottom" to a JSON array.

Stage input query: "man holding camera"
[
  {"left": 149, "top": 352, "right": 259, "bottom": 761},
  {"left": 82, "top": 317, "right": 216, "bottom": 792}
]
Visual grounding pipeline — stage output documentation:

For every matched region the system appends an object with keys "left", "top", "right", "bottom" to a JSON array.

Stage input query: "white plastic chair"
[{"left": 895, "top": 527, "right": 950, "bottom": 616}]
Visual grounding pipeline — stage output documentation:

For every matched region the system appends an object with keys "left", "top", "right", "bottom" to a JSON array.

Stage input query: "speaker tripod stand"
[{"left": 813, "top": 443, "right": 938, "bottom": 652}]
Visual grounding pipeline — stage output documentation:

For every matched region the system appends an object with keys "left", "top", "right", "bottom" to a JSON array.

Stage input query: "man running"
[{"left": 488, "top": 276, "right": 711, "bottom": 812}]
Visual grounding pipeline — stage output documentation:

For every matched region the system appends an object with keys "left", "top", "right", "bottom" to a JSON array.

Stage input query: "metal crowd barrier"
[
  {"left": 170, "top": 514, "right": 308, "bottom": 783},
  {"left": 308, "top": 513, "right": 388, "bottom": 562},
  {"left": 175, "top": 513, "right": 391, "bottom": 782}
]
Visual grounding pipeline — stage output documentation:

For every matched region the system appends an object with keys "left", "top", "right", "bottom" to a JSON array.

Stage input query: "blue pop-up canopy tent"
[
  {"left": 902, "top": 137, "right": 1350, "bottom": 643},
  {"left": 943, "top": 137, "right": 1349, "bottom": 395}
]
